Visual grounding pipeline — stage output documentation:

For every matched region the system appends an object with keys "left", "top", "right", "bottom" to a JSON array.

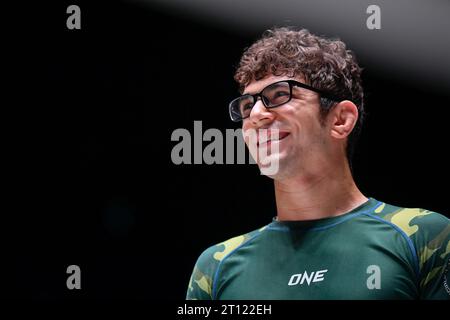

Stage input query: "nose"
[{"left": 248, "top": 98, "right": 275, "bottom": 126}]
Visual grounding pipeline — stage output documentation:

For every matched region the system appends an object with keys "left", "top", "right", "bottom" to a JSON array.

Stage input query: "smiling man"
[{"left": 186, "top": 27, "right": 450, "bottom": 300}]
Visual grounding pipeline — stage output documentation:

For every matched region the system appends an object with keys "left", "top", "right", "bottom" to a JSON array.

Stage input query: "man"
[{"left": 186, "top": 27, "right": 450, "bottom": 299}]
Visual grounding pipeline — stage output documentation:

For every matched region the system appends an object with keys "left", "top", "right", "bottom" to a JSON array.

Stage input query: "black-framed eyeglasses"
[{"left": 228, "top": 80, "right": 340, "bottom": 122}]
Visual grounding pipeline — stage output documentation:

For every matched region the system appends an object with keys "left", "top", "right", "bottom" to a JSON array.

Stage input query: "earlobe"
[{"left": 330, "top": 101, "right": 358, "bottom": 139}]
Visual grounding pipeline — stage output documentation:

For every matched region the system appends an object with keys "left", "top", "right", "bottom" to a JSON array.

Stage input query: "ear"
[{"left": 329, "top": 100, "right": 359, "bottom": 140}]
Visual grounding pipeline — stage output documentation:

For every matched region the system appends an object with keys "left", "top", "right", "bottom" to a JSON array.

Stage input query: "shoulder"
[
  {"left": 196, "top": 224, "right": 269, "bottom": 267},
  {"left": 187, "top": 224, "right": 269, "bottom": 299},
  {"left": 373, "top": 201, "right": 450, "bottom": 278},
  {"left": 373, "top": 201, "right": 449, "bottom": 240}
]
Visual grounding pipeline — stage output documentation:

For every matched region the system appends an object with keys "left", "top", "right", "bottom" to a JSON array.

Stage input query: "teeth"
[
  {"left": 257, "top": 131, "right": 288, "bottom": 145},
  {"left": 259, "top": 136, "right": 279, "bottom": 144},
  {"left": 258, "top": 135, "right": 286, "bottom": 144}
]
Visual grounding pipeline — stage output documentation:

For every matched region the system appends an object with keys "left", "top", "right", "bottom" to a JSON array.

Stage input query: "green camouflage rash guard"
[{"left": 186, "top": 198, "right": 450, "bottom": 300}]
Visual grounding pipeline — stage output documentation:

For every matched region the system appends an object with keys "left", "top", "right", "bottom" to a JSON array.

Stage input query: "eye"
[
  {"left": 274, "top": 90, "right": 289, "bottom": 97},
  {"left": 241, "top": 103, "right": 253, "bottom": 111},
  {"left": 268, "top": 90, "right": 290, "bottom": 105}
]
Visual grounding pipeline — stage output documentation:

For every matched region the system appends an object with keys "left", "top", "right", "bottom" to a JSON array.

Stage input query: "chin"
[
  {"left": 257, "top": 156, "right": 288, "bottom": 179},
  {"left": 260, "top": 167, "right": 288, "bottom": 180},
  {"left": 260, "top": 155, "right": 300, "bottom": 180}
]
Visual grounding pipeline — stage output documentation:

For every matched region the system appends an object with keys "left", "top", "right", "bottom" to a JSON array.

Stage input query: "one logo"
[{"left": 288, "top": 269, "right": 328, "bottom": 286}]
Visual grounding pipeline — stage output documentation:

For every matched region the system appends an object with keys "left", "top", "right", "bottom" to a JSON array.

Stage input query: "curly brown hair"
[{"left": 234, "top": 27, "right": 364, "bottom": 163}]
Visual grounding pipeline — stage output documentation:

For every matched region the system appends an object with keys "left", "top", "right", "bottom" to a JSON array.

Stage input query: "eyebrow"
[
  {"left": 243, "top": 80, "right": 291, "bottom": 95},
  {"left": 242, "top": 89, "right": 257, "bottom": 95}
]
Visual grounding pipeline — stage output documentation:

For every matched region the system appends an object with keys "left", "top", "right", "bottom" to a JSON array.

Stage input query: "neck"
[{"left": 274, "top": 160, "right": 367, "bottom": 221}]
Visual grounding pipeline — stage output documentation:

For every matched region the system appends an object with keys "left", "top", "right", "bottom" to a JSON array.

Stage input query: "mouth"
[{"left": 257, "top": 131, "right": 290, "bottom": 148}]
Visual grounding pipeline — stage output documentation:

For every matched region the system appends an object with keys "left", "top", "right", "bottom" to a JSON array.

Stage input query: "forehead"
[{"left": 243, "top": 74, "right": 305, "bottom": 95}]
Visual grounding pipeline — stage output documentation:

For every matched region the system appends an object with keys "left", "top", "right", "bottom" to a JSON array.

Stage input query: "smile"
[{"left": 257, "top": 131, "right": 290, "bottom": 147}]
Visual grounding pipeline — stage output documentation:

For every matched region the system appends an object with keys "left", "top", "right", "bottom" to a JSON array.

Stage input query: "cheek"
[
  {"left": 241, "top": 124, "right": 251, "bottom": 144},
  {"left": 242, "top": 122, "right": 251, "bottom": 133},
  {"left": 291, "top": 116, "right": 323, "bottom": 146},
  {"left": 242, "top": 125, "right": 257, "bottom": 148}
]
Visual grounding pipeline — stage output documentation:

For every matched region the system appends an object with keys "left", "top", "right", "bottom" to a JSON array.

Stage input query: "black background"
[{"left": 8, "top": 0, "right": 449, "bottom": 301}]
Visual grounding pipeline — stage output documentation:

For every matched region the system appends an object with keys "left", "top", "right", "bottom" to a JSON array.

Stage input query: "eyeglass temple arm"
[{"left": 291, "top": 81, "right": 341, "bottom": 102}]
